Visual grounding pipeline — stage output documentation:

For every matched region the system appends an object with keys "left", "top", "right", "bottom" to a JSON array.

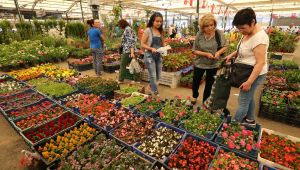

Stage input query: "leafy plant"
[
  {"left": 16, "top": 21, "right": 33, "bottom": 40},
  {"left": 65, "top": 22, "right": 86, "bottom": 39},
  {"left": 269, "top": 29, "right": 297, "bottom": 53}
]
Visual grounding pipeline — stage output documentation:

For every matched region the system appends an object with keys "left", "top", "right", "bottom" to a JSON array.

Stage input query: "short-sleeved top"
[
  {"left": 235, "top": 30, "right": 269, "bottom": 75},
  {"left": 87, "top": 27, "right": 102, "bottom": 49},
  {"left": 143, "top": 28, "right": 161, "bottom": 50},
  {"left": 192, "top": 29, "right": 227, "bottom": 69},
  {"left": 121, "top": 26, "right": 138, "bottom": 54}
]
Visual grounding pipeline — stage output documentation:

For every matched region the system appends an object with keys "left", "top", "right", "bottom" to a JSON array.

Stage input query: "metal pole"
[
  {"left": 13, "top": 0, "right": 23, "bottom": 22},
  {"left": 79, "top": 0, "right": 84, "bottom": 22},
  {"left": 165, "top": 10, "right": 168, "bottom": 28},
  {"left": 269, "top": 10, "right": 273, "bottom": 26},
  {"left": 196, "top": 0, "right": 200, "bottom": 20}
]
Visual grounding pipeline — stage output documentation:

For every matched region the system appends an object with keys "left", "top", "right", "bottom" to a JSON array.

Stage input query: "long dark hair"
[
  {"left": 118, "top": 19, "right": 130, "bottom": 29},
  {"left": 147, "top": 12, "right": 163, "bottom": 35},
  {"left": 87, "top": 19, "right": 95, "bottom": 27}
]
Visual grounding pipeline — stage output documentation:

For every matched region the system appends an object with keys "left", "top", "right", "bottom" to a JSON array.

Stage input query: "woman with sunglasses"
[
  {"left": 192, "top": 13, "right": 227, "bottom": 105},
  {"left": 141, "top": 12, "right": 165, "bottom": 96}
]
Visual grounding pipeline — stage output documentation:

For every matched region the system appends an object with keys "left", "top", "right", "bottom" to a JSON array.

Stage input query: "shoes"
[
  {"left": 117, "top": 80, "right": 124, "bottom": 84},
  {"left": 191, "top": 98, "right": 197, "bottom": 105},
  {"left": 241, "top": 119, "right": 256, "bottom": 127}
]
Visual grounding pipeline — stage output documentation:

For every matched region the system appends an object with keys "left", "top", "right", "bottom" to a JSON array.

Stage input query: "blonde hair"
[{"left": 199, "top": 13, "right": 217, "bottom": 30}]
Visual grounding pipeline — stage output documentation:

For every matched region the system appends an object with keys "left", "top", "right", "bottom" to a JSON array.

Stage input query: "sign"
[{"left": 36, "top": 9, "right": 46, "bottom": 17}]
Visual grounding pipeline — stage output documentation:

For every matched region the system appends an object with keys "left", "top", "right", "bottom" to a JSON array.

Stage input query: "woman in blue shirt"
[{"left": 87, "top": 19, "right": 105, "bottom": 76}]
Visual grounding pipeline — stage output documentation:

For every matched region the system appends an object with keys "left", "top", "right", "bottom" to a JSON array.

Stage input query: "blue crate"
[
  {"left": 214, "top": 117, "right": 262, "bottom": 158},
  {"left": 132, "top": 122, "right": 186, "bottom": 163},
  {"left": 209, "top": 146, "right": 260, "bottom": 169},
  {"left": 165, "top": 133, "right": 219, "bottom": 169}
]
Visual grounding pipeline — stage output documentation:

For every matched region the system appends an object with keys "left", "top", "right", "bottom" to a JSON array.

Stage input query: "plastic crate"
[
  {"left": 209, "top": 146, "right": 260, "bottom": 169},
  {"left": 114, "top": 83, "right": 145, "bottom": 99},
  {"left": 214, "top": 117, "right": 262, "bottom": 158},
  {"left": 258, "top": 128, "right": 300, "bottom": 170},
  {"left": 142, "top": 69, "right": 182, "bottom": 88},
  {"left": 103, "top": 63, "right": 120, "bottom": 73},
  {"left": 165, "top": 133, "right": 219, "bottom": 169},
  {"left": 68, "top": 62, "right": 93, "bottom": 72},
  {"left": 132, "top": 122, "right": 186, "bottom": 163}
]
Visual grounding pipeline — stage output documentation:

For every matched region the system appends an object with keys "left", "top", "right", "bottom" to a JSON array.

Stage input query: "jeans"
[
  {"left": 91, "top": 48, "right": 104, "bottom": 75},
  {"left": 192, "top": 67, "right": 218, "bottom": 103},
  {"left": 144, "top": 52, "right": 162, "bottom": 94},
  {"left": 234, "top": 74, "right": 266, "bottom": 122}
]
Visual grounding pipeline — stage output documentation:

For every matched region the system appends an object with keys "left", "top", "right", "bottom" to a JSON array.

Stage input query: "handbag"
[
  {"left": 230, "top": 38, "right": 254, "bottom": 88},
  {"left": 215, "top": 30, "right": 225, "bottom": 58}
]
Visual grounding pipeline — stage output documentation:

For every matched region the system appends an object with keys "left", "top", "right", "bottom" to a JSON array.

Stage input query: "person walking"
[
  {"left": 87, "top": 19, "right": 105, "bottom": 76},
  {"left": 141, "top": 12, "right": 165, "bottom": 96},
  {"left": 118, "top": 19, "right": 138, "bottom": 82},
  {"left": 191, "top": 13, "right": 227, "bottom": 105},
  {"left": 226, "top": 8, "right": 269, "bottom": 126}
]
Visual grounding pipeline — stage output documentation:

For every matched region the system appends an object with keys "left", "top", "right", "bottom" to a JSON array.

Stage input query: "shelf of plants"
[
  {"left": 259, "top": 59, "right": 300, "bottom": 127},
  {"left": 0, "top": 63, "right": 299, "bottom": 170}
]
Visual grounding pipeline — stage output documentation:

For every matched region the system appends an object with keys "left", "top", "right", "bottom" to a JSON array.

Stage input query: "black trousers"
[{"left": 192, "top": 67, "right": 218, "bottom": 103}]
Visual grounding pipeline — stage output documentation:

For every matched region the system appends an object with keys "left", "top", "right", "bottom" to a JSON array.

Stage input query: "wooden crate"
[{"left": 141, "top": 69, "right": 181, "bottom": 88}]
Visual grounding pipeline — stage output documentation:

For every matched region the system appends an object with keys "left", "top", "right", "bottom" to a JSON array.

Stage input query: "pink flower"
[
  {"left": 148, "top": 105, "right": 154, "bottom": 110},
  {"left": 230, "top": 135, "right": 236, "bottom": 141},
  {"left": 234, "top": 164, "right": 239, "bottom": 170},
  {"left": 246, "top": 144, "right": 252, "bottom": 151},
  {"left": 222, "top": 132, "right": 228, "bottom": 138},
  {"left": 255, "top": 142, "right": 261, "bottom": 149},
  {"left": 228, "top": 141, "right": 235, "bottom": 149},
  {"left": 175, "top": 95, "right": 181, "bottom": 99},
  {"left": 230, "top": 160, "right": 235, "bottom": 164},
  {"left": 147, "top": 98, "right": 151, "bottom": 102},
  {"left": 236, "top": 145, "right": 240, "bottom": 150},
  {"left": 187, "top": 96, "right": 191, "bottom": 100},
  {"left": 223, "top": 123, "right": 229, "bottom": 129},
  {"left": 242, "top": 129, "right": 249, "bottom": 136},
  {"left": 240, "top": 125, "right": 246, "bottom": 130},
  {"left": 240, "top": 139, "right": 246, "bottom": 147},
  {"left": 159, "top": 111, "right": 164, "bottom": 118},
  {"left": 234, "top": 132, "right": 239, "bottom": 138}
]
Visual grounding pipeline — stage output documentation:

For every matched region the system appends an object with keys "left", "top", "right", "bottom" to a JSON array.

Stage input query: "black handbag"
[
  {"left": 231, "top": 38, "right": 254, "bottom": 88},
  {"left": 215, "top": 30, "right": 225, "bottom": 58}
]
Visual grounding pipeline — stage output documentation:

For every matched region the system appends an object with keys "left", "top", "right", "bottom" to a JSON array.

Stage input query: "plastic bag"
[
  {"left": 157, "top": 45, "right": 171, "bottom": 56},
  {"left": 128, "top": 58, "right": 142, "bottom": 74}
]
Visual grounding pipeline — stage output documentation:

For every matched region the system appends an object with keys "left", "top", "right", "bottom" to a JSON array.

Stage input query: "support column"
[
  {"left": 91, "top": 5, "right": 99, "bottom": 19},
  {"left": 196, "top": 0, "right": 200, "bottom": 20},
  {"left": 165, "top": 10, "right": 168, "bottom": 28},
  {"left": 79, "top": 0, "right": 84, "bottom": 22},
  {"left": 13, "top": 0, "right": 23, "bottom": 22}
]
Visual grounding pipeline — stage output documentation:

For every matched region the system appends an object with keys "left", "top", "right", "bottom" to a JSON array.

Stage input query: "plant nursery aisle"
[{"left": 0, "top": 61, "right": 299, "bottom": 170}]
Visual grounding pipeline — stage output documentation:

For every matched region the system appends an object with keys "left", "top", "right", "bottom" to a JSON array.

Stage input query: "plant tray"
[
  {"left": 103, "top": 63, "right": 120, "bottom": 73},
  {"left": 258, "top": 128, "right": 300, "bottom": 170},
  {"left": 141, "top": 69, "right": 182, "bottom": 88},
  {"left": 68, "top": 62, "right": 93, "bottom": 72},
  {"left": 114, "top": 83, "right": 145, "bottom": 99}
]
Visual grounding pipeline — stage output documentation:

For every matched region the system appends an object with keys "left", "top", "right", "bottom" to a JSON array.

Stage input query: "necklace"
[{"left": 204, "top": 33, "right": 215, "bottom": 41}]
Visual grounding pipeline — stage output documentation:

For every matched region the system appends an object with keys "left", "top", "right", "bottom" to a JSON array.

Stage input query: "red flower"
[
  {"left": 246, "top": 144, "right": 252, "bottom": 151},
  {"left": 228, "top": 141, "right": 235, "bottom": 149}
]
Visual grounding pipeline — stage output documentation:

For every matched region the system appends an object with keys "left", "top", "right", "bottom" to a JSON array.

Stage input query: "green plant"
[
  {"left": 120, "top": 95, "right": 145, "bottom": 107},
  {"left": 33, "top": 19, "right": 43, "bottom": 35},
  {"left": 65, "top": 22, "right": 86, "bottom": 39},
  {"left": 78, "top": 77, "right": 120, "bottom": 96},
  {"left": 269, "top": 29, "right": 297, "bottom": 53},
  {"left": 16, "top": 21, "right": 33, "bottom": 40},
  {"left": 58, "top": 20, "right": 66, "bottom": 35},
  {"left": 0, "top": 20, "right": 14, "bottom": 44},
  {"left": 283, "top": 70, "right": 300, "bottom": 84}
]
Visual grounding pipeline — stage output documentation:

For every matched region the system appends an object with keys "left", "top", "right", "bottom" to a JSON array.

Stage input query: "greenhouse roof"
[{"left": 0, "top": 0, "right": 300, "bottom": 19}]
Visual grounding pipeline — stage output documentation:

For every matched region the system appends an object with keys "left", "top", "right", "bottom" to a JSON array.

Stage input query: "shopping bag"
[{"left": 128, "top": 58, "right": 142, "bottom": 74}]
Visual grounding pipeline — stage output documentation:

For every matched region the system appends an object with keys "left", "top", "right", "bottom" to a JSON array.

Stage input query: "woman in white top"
[{"left": 226, "top": 8, "right": 269, "bottom": 126}]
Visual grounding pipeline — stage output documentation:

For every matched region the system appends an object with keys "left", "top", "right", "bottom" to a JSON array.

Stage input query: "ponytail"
[{"left": 87, "top": 19, "right": 94, "bottom": 27}]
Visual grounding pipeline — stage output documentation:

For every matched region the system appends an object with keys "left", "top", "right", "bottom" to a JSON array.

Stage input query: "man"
[{"left": 169, "top": 24, "right": 176, "bottom": 38}]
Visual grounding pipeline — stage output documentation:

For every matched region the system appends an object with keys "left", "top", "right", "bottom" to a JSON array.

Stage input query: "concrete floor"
[{"left": 0, "top": 61, "right": 299, "bottom": 170}]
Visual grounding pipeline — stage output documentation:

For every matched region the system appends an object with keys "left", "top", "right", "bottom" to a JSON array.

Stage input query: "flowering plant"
[
  {"left": 0, "top": 92, "right": 44, "bottom": 110},
  {"left": 112, "top": 116, "right": 156, "bottom": 145},
  {"left": 168, "top": 136, "right": 216, "bottom": 169},
  {"left": 136, "top": 96, "right": 164, "bottom": 115},
  {"left": 9, "top": 69, "right": 43, "bottom": 81},
  {"left": 78, "top": 77, "right": 119, "bottom": 96},
  {"left": 137, "top": 126, "right": 183, "bottom": 160},
  {"left": 24, "top": 112, "right": 80, "bottom": 143},
  {"left": 0, "top": 90, "right": 36, "bottom": 103},
  {"left": 94, "top": 107, "right": 135, "bottom": 129},
  {"left": 64, "top": 93, "right": 100, "bottom": 109},
  {"left": 216, "top": 122, "right": 260, "bottom": 154},
  {"left": 260, "top": 131, "right": 300, "bottom": 169},
  {"left": 15, "top": 106, "right": 65, "bottom": 130},
  {"left": 77, "top": 99, "right": 114, "bottom": 118},
  {"left": 8, "top": 100, "right": 53, "bottom": 120},
  {"left": 104, "top": 150, "right": 152, "bottom": 170},
  {"left": 120, "top": 95, "right": 145, "bottom": 108},
  {"left": 211, "top": 149, "right": 259, "bottom": 170},
  {"left": 183, "top": 110, "right": 222, "bottom": 138},
  {"left": 37, "top": 123, "right": 97, "bottom": 163},
  {"left": 59, "top": 134, "right": 123, "bottom": 170},
  {"left": 158, "top": 96, "right": 192, "bottom": 125},
  {"left": 0, "top": 81, "right": 26, "bottom": 95}
]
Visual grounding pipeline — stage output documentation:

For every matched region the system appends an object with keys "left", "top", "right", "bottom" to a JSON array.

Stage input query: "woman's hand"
[
  {"left": 240, "top": 81, "right": 252, "bottom": 91},
  {"left": 151, "top": 48, "right": 157, "bottom": 53},
  {"left": 206, "top": 52, "right": 214, "bottom": 59},
  {"left": 214, "top": 51, "right": 221, "bottom": 60},
  {"left": 225, "top": 55, "right": 233, "bottom": 63},
  {"left": 130, "top": 53, "right": 135, "bottom": 58}
]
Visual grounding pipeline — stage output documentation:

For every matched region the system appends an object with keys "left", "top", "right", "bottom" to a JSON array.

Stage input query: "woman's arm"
[
  {"left": 225, "top": 51, "right": 237, "bottom": 62},
  {"left": 192, "top": 33, "right": 214, "bottom": 59},
  {"left": 240, "top": 44, "right": 266, "bottom": 91},
  {"left": 141, "top": 30, "right": 156, "bottom": 53}
]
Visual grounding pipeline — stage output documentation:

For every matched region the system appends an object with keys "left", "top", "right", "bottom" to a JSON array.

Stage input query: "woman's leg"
[
  {"left": 119, "top": 53, "right": 131, "bottom": 81},
  {"left": 94, "top": 48, "right": 104, "bottom": 75},
  {"left": 192, "top": 67, "right": 205, "bottom": 99},
  {"left": 203, "top": 68, "right": 218, "bottom": 103},
  {"left": 145, "top": 57, "right": 158, "bottom": 94},
  {"left": 91, "top": 49, "right": 98, "bottom": 75},
  {"left": 234, "top": 75, "right": 266, "bottom": 122}
]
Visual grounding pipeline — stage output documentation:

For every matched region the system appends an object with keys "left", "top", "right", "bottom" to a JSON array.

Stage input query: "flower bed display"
[
  {"left": 0, "top": 92, "right": 44, "bottom": 111},
  {"left": 93, "top": 107, "right": 135, "bottom": 131},
  {"left": 58, "top": 134, "right": 123, "bottom": 170},
  {"left": 120, "top": 93, "right": 146, "bottom": 108},
  {"left": 0, "top": 81, "right": 27, "bottom": 95},
  {"left": 78, "top": 99, "right": 114, "bottom": 118},
  {"left": 14, "top": 105, "right": 65, "bottom": 131},
  {"left": 9, "top": 69, "right": 43, "bottom": 81},
  {"left": 167, "top": 134, "right": 217, "bottom": 169},
  {"left": 259, "top": 129, "right": 300, "bottom": 170},
  {"left": 111, "top": 116, "right": 157, "bottom": 145},
  {"left": 36, "top": 123, "right": 97, "bottom": 164},
  {"left": 7, "top": 100, "right": 53, "bottom": 120},
  {"left": 114, "top": 84, "right": 145, "bottom": 99},
  {"left": 162, "top": 52, "right": 195, "bottom": 72},
  {"left": 63, "top": 93, "right": 100, "bottom": 108},
  {"left": 28, "top": 78, "right": 77, "bottom": 98},
  {"left": 78, "top": 77, "right": 119, "bottom": 98},
  {"left": 181, "top": 110, "right": 223, "bottom": 140},
  {"left": 210, "top": 148, "right": 259, "bottom": 170},
  {"left": 68, "top": 56, "right": 93, "bottom": 72},
  {"left": 135, "top": 123, "right": 184, "bottom": 161},
  {"left": 180, "top": 72, "right": 193, "bottom": 88},
  {"left": 135, "top": 96, "right": 164, "bottom": 115},
  {"left": 104, "top": 150, "right": 152, "bottom": 170},
  {"left": 156, "top": 97, "right": 192, "bottom": 125},
  {"left": 0, "top": 89, "right": 36, "bottom": 103},
  {"left": 22, "top": 112, "right": 81, "bottom": 145},
  {"left": 215, "top": 121, "right": 261, "bottom": 158},
  {"left": 269, "top": 60, "right": 299, "bottom": 70}
]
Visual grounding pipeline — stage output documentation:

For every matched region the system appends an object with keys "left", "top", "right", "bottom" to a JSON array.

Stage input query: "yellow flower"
[{"left": 42, "top": 152, "right": 49, "bottom": 159}]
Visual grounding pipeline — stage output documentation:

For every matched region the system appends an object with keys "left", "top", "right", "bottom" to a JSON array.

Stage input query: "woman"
[
  {"left": 141, "top": 12, "right": 165, "bottom": 96},
  {"left": 118, "top": 19, "right": 138, "bottom": 82},
  {"left": 226, "top": 8, "right": 269, "bottom": 126},
  {"left": 192, "top": 13, "right": 227, "bottom": 105},
  {"left": 87, "top": 19, "right": 105, "bottom": 76}
]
